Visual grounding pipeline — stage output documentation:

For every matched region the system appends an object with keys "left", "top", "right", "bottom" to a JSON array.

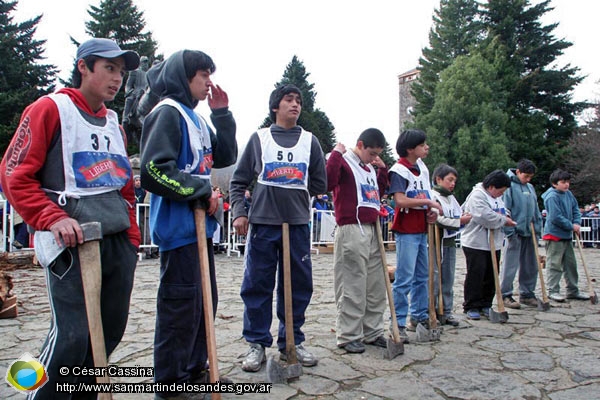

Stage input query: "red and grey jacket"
[{"left": 0, "top": 88, "right": 141, "bottom": 247}]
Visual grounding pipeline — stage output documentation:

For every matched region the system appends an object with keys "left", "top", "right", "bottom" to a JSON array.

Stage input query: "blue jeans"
[{"left": 392, "top": 233, "right": 429, "bottom": 326}]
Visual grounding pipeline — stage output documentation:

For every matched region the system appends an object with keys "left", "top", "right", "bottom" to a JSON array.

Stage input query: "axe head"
[
  {"left": 80, "top": 222, "right": 102, "bottom": 242},
  {"left": 265, "top": 355, "right": 302, "bottom": 383}
]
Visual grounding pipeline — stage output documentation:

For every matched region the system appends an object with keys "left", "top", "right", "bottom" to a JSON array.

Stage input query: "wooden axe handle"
[
  {"left": 282, "top": 223, "right": 298, "bottom": 364},
  {"left": 530, "top": 222, "right": 549, "bottom": 303},
  {"left": 489, "top": 230, "right": 506, "bottom": 313},
  {"left": 79, "top": 240, "right": 112, "bottom": 399},
  {"left": 194, "top": 208, "right": 221, "bottom": 400},
  {"left": 376, "top": 219, "right": 401, "bottom": 342}
]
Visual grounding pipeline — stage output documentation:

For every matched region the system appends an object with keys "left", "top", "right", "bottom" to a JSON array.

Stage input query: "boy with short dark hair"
[
  {"left": 0, "top": 38, "right": 141, "bottom": 399},
  {"left": 140, "top": 50, "right": 237, "bottom": 397},
  {"left": 327, "top": 128, "right": 389, "bottom": 353},
  {"left": 500, "top": 159, "right": 543, "bottom": 309},
  {"left": 541, "top": 169, "right": 589, "bottom": 302},
  {"left": 229, "top": 84, "right": 326, "bottom": 372},
  {"left": 388, "top": 129, "right": 442, "bottom": 342}
]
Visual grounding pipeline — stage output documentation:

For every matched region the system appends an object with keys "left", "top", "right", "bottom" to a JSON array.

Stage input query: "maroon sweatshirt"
[{"left": 326, "top": 150, "right": 389, "bottom": 226}]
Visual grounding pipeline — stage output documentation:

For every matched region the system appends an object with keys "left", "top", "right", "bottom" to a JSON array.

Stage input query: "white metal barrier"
[{"left": 2, "top": 198, "right": 599, "bottom": 255}]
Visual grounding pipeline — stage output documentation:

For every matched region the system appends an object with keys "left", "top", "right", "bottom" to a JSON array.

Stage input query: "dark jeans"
[
  {"left": 240, "top": 224, "right": 313, "bottom": 351},
  {"left": 154, "top": 240, "right": 217, "bottom": 385}
]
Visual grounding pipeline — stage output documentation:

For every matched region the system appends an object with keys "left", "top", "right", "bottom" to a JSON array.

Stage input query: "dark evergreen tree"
[
  {"left": 82, "top": 0, "right": 159, "bottom": 153},
  {"left": 413, "top": 52, "right": 512, "bottom": 199},
  {"left": 0, "top": 0, "right": 57, "bottom": 155},
  {"left": 379, "top": 142, "right": 396, "bottom": 167},
  {"left": 261, "top": 56, "right": 336, "bottom": 153},
  {"left": 85, "top": 0, "right": 157, "bottom": 59},
  {"left": 411, "top": 0, "right": 483, "bottom": 117},
  {"left": 566, "top": 98, "right": 600, "bottom": 204},
  {"left": 483, "top": 0, "right": 586, "bottom": 194}
]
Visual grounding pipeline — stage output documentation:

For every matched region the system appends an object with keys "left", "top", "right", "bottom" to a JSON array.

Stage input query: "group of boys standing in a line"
[{"left": 0, "top": 39, "right": 590, "bottom": 400}]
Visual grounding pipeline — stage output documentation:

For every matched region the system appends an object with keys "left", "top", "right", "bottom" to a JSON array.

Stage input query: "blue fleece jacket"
[{"left": 541, "top": 187, "right": 581, "bottom": 240}]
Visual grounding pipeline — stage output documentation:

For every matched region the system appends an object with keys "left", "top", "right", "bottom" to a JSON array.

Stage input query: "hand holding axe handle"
[{"left": 78, "top": 222, "right": 112, "bottom": 400}]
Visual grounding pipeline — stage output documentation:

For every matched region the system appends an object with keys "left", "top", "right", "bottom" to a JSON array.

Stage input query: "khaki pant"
[
  {"left": 334, "top": 223, "right": 386, "bottom": 345},
  {"left": 545, "top": 240, "right": 580, "bottom": 296}
]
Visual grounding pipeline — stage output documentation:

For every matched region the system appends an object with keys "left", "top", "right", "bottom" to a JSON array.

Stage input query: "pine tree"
[
  {"left": 566, "top": 98, "right": 600, "bottom": 204},
  {"left": 85, "top": 0, "right": 157, "bottom": 58},
  {"left": 411, "top": 0, "right": 483, "bottom": 117},
  {"left": 261, "top": 56, "right": 336, "bottom": 153},
  {"left": 83, "top": 0, "right": 159, "bottom": 153},
  {"left": 0, "top": 0, "right": 57, "bottom": 155},
  {"left": 483, "top": 0, "right": 586, "bottom": 191},
  {"left": 414, "top": 52, "right": 512, "bottom": 199}
]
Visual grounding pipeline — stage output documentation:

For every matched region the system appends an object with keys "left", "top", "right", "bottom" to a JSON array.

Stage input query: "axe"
[{"left": 78, "top": 222, "right": 112, "bottom": 399}]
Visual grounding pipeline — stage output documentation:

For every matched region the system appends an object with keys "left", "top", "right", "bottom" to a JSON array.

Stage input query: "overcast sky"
[{"left": 14, "top": 0, "right": 600, "bottom": 149}]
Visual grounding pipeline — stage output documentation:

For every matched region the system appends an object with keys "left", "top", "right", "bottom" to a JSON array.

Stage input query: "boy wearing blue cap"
[{"left": 0, "top": 38, "right": 141, "bottom": 399}]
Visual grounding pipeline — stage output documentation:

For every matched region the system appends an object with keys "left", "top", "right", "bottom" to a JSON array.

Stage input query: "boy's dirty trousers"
[
  {"left": 32, "top": 232, "right": 137, "bottom": 400},
  {"left": 154, "top": 240, "right": 217, "bottom": 385},
  {"left": 462, "top": 247, "right": 499, "bottom": 312},
  {"left": 500, "top": 234, "right": 538, "bottom": 299},
  {"left": 240, "top": 224, "right": 313, "bottom": 350},
  {"left": 545, "top": 239, "right": 580, "bottom": 296},
  {"left": 333, "top": 223, "right": 386, "bottom": 346}
]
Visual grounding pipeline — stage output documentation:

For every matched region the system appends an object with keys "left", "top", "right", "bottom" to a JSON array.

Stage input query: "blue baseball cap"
[{"left": 77, "top": 38, "right": 140, "bottom": 71}]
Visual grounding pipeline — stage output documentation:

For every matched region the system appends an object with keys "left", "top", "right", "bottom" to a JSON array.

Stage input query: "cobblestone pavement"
[{"left": 1, "top": 246, "right": 599, "bottom": 399}]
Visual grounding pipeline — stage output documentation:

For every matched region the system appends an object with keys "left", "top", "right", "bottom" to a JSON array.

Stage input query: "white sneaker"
[
  {"left": 548, "top": 292, "right": 566, "bottom": 302},
  {"left": 280, "top": 344, "right": 318, "bottom": 367},
  {"left": 242, "top": 343, "right": 265, "bottom": 372}
]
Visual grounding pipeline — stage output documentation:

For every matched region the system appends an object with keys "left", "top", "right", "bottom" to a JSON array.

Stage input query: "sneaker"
[
  {"left": 480, "top": 307, "right": 490, "bottom": 318},
  {"left": 466, "top": 309, "right": 480, "bottom": 320},
  {"left": 242, "top": 343, "right": 265, "bottom": 372},
  {"left": 548, "top": 292, "right": 566, "bottom": 302},
  {"left": 503, "top": 296, "right": 521, "bottom": 309},
  {"left": 520, "top": 297, "right": 539, "bottom": 307},
  {"left": 389, "top": 324, "right": 410, "bottom": 344},
  {"left": 398, "top": 327, "right": 410, "bottom": 343},
  {"left": 566, "top": 292, "right": 591, "bottom": 300},
  {"left": 364, "top": 335, "right": 387, "bottom": 348},
  {"left": 191, "top": 369, "right": 233, "bottom": 384},
  {"left": 406, "top": 318, "right": 418, "bottom": 332},
  {"left": 280, "top": 344, "right": 318, "bottom": 367},
  {"left": 339, "top": 340, "right": 365, "bottom": 353},
  {"left": 443, "top": 314, "right": 460, "bottom": 326}
]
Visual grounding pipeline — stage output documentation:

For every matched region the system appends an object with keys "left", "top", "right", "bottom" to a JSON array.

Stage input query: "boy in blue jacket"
[
  {"left": 140, "top": 50, "right": 237, "bottom": 398},
  {"left": 541, "top": 169, "right": 589, "bottom": 302},
  {"left": 499, "top": 159, "right": 543, "bottom": 309}
]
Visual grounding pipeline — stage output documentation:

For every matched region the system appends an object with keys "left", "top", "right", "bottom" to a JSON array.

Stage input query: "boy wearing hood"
[
  {"left": 0, "top": 38, "right": 141, "bottom": 399},
  {"left": 139, "top": 50, "right": 237, "bottom": 396},
  {"left": 229, "top": 84, "right": 326, "bottom": 372},
  {"left": 499, "top": 159, "right": 543, "bottom": 309},
  {"left": 541, "top": 169, "right": 589, "bottom": 302}
]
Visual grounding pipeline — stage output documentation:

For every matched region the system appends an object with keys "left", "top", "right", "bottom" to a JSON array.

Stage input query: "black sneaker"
[
  {"left": 339, "top": 340, "right": 365, "bottom": 353},
  {"left": 443, "top": 314, "right": 460, "bottom": 326},
  {"left": 364, "top": 335, "right": 387, "bottom": 348}
]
